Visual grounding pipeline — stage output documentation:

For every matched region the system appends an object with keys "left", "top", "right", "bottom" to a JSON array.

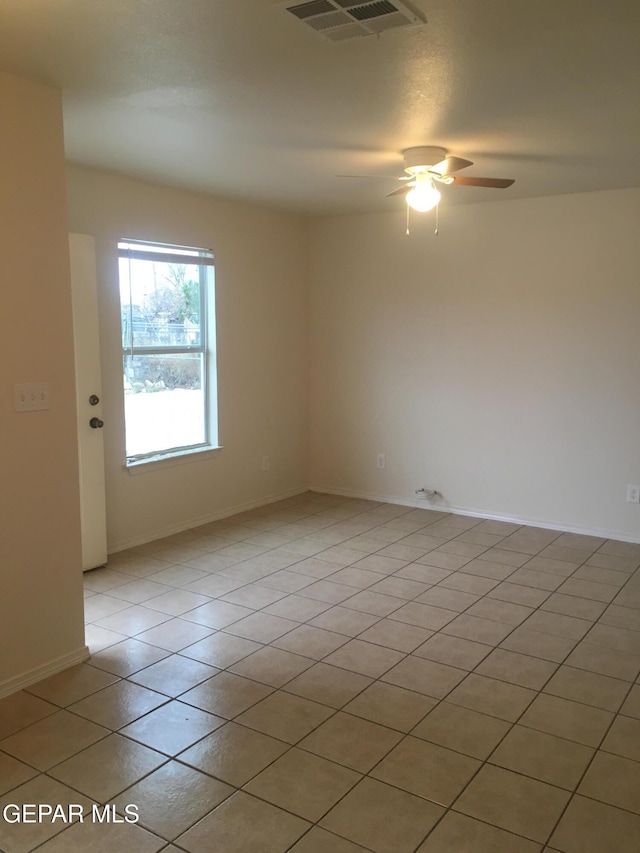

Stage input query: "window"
[{"left": 118, "top": 239, "right": 218, "bottom": 464}]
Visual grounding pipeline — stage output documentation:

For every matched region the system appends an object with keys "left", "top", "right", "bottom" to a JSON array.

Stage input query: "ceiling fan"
[{"left": 342, "top": 147, "right": 515, "bottom": 213}]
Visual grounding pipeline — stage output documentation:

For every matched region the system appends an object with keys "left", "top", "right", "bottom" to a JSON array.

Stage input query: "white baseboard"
[
  {"left": 109, "top": 484, "right": 310, "bottom": 554},
  {"left": 310, "top": 484, "right": 640, "bottom": 544},
  {"left": 0, "top": 645, "right": 91, "bottom": 700}
]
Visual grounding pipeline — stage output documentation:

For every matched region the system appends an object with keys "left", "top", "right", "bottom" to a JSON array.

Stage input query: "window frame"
[{"left": 118, "top": 238, "right": 218, "bottom": 466}]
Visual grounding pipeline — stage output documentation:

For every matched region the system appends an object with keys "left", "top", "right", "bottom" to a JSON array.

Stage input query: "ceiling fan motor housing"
[{"left": 403, "top": 146, "right": 447, "bottom": 174}]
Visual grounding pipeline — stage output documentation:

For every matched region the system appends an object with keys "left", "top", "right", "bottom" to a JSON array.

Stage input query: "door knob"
[{"left": 89, "top": 417, "right": 104, "bottom": 429}]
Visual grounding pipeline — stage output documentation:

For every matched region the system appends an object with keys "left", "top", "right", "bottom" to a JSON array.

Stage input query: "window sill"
[{"left": 125, "top": 445, "right": 223, "bottom": 475}]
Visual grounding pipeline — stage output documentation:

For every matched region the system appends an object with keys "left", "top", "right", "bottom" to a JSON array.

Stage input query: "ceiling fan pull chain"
[
  {"left": 406, "top": 203, "right": 411, "bottom": 236},
  {"left": 435, "top": 202, "right": 439, "bottom": 236}
]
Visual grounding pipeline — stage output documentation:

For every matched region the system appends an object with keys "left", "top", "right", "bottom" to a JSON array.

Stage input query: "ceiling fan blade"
[
  {"left": 450, "top": 176, "right": 515, "bottom": 188},
  {"left": 337, "top": 174, "right": 410, "bottom": 181},
  {"left": 429, "top": 156, "right": 473, "bottom": 177},
  {"left": 386, "top": 184, "right": 413, "bottom": 197}
]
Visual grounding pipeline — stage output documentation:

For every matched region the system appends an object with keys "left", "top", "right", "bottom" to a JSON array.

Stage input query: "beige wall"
[
  {"left": 0, "top": 74, "right": 85, "bottom": 692},
  {"left": 65, "top": 165, "right": 309, "bottom": 551},
  {"left": 309, "top": 188, "right": 640, "bottom": 541}
]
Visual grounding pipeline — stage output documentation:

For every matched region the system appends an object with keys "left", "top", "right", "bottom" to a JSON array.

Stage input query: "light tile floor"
[{"left": 2, "top": 492, "right": 640, "bottom": 852}]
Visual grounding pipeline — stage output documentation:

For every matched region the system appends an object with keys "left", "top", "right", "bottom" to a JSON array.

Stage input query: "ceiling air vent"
[{"left": 278, "top": 0, "right": 426, "bottom": 41}]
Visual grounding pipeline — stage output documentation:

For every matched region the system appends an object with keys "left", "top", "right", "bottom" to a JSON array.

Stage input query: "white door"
[{"left": 69, "top": 233, "right": 108, "bottom": 570}]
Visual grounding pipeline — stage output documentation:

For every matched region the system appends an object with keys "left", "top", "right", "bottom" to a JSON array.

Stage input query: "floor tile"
[
  {"left": 540, "top": 593, "right": 607, "bottom": 621},
  {"left": 48, "top": 732, "right": 167, "bottom": 801},
  {"left": 368, "top": 576, "right": 431, "bottom": 600},
  {"left": 128, "top": 653, "right": 218, "bottom": 697},
  {"left": 454, "top": 764, "right": 570, "bottom": 843},
  {"left": 310, "top": 605, "right": 381, "bottom": 636},
  {"left": 578, "top": 751, "right": 640, "bottom": 814},
  {"left": 600, "top": 713, "right": 640, "bottom": 761},
  {"left": 180, "top": 671, "right": 272, "bottom": 718},
  {"left": 175, "top": 791, "right": 310, "bottom": 853},
  {"left": 466, "top": 597, "right": 534, "bottom": 626},
  {"left": 298, "top": 580, "right": 357, "bottom": 604},
  {"left": 113, "top": 761, "right": 233, "bottom": 840},
  {"left": 522, "top": 610, "right": 592, "bottom": 640},
  {"left": 341, "top": 590, "right": 404, "bottom": 617},
  {"left": 272, "top": 624, "right": 349, "bottom": 659},
  {"left": 289, "top": 827, "right": 370, "bottom": 852},
  {"left": 84, "top": 624, "right": 128, "bottom": 652},
  {"left": 328, "top": 566, "right": 383, "bottom": 589},
  {"left": 414, "top": 633, "right": 492, "bottom": 670},
  {"left": 585, "top": 622, "right": 640, "bottom": 655},
  {"left": 0, "top": 776, "right": 92, "bottom": 853},
  {"left": 620, "top": 684, "right": 640, "bottom": 720},
  {"left": 182, "top": 573, "right": 247, "bottom": 598},
  {"left": 397, "top": 564, "right": 452, "bottom": 584},
  {"left": 371, "top": 736, "right": 481, "bottom": 805},
  {"left": 519, "top": 693, "right": 613, "bottom": 746},
  {"left": 67, "top": 679, "right": 168, "bottom": 729},
  {"left": 441, "top": 614, "right": 513, "bottom": 645},
  {"left": 550, "top": 794, "right": 640, "bottom": 853},
  {"left": 487, "top": 581, "right": 551, "bottom": 607},
  {"left": 28, "top": 816, "right": 166, "bottom": 852},
  {"left": 475, "top": 648, "right": 558, "bottom": 690},
  {"left": 416, "top": 586, "right": 480, "bottom": 612},
  {"left": 320, "top": 777, "right": 443, "bottom": 853},
  {"left": 599, "top": 603, "right": 640, "bottom": 631},
  {"left": 458, "top": 559, "right": 516, "bottom": 581},
  {"left": 25, "top": 663, "right": 119, "bottom": 707},
  {"left": 180, "top": 631, "right": 262, "bottom": 668},
  {"left": 381, "top": 655, "right": 467, "bottom": 698},
  {"left": 224, "top": 611, "right": 300, "bottom": 643},
  {"left": 357, "top": 618, "right": 433, "bottom": 652},
  {"left": 446, "top": 673, "right": 536, "bottom": 721},
  {"left": 417, "top": 810, "right": 542, "bottom": 853},
  {"left": 95, "top": 604, "right": 173, "bottom": 636},
  {"left": 343, "top": 681, "right": 436, "bottom": 732},
  {"left": 135, "top": 617, "right": 214, "bottom": 651},
  {"left": 237, "top": 691, "right": 334, "bottom": 743},
  {"left": 244, "top": 747, "right": 361, "bottom": 821},
  {"left": 322, "top": 639, "right": 405, "bottom": 678},
  {"left": 230, "top": 646, "right": 315, "bottom": 687},
  {"left": 179, "top": 720, "right": 289, "bottom": 786},
  {"left": 556, "top": 577, "right": 618, "bottom": 603},
  {"left": 499, "top": 627, "right": 578, "bottom": 663},
  {"left": 489, "top": 724, "right": 594, "bottom": 789},
  {"left": 88, "top": 638, "right": 170, "bottom": 677},
  {"left": 543, "top": 665, "right": 629, "bottom": 711},
  {"left": 0, "top": 691, "right": 58, "bottom": 739},
  {"left": 438, "top": 572, "right": 499, "bottom": 595},
  {"left": 0, "top": 709, "right": 108, "bottom": 771},
  {"left": 183, "top": 599, "right": 254, "bottom": 629},
  {"left": 120, "top": 699, "right": 224, "bottom": 755},
  {"left": 284, "top": 662, "right": 372, "bottom": 708},
  {"left": 0, "top": 751, "right": 38, "bottom": 795},
  {"left": 299, "top": 711, "right": 402, "bottom": 772},
  {"left": 83, "top": 592, "right": 136, "bottom": 622},
  {"left": 389, "top": 601, "right": 457, "bottom": 630},
  {"left": 142, "top": 588, "right": 212, "bottom": 616},
  {"left": 264, "top": 594, "right": 333, "bottom": 621},
  {"left": 220, "top": 584, "right": 288, "bottom": 609},
  {"left": 412, "top": 701, "right": 511, "bottom": 759}
]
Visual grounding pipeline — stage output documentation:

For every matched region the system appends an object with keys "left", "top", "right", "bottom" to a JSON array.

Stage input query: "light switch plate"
[{"left": 15, "top": 383, "right": 50, "bottom": 412}]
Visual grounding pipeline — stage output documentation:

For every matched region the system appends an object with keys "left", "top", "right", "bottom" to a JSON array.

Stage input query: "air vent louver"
[{"left": 279, "top": 0, "right": 426, "bottom": 41}]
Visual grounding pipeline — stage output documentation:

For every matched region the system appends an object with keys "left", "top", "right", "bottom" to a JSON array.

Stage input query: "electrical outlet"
[
  {"left": 376, "top": 453, "right": 385, "bottom": 469},
  {"left": 262, "top": 455, "right": 270, "bottom": 471},
  {"left": 627, "top": 485, "right": 640, "bottom": 504}
]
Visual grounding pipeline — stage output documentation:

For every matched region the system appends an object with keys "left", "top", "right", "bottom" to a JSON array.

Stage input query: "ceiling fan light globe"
[{"left": 406, "top": 183, "right": 441, "bottom": 212}]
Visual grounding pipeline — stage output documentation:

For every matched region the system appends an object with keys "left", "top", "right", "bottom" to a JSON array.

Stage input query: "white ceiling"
[{"left": 1, "top": 0, "right": 639, "bottom": 215}]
